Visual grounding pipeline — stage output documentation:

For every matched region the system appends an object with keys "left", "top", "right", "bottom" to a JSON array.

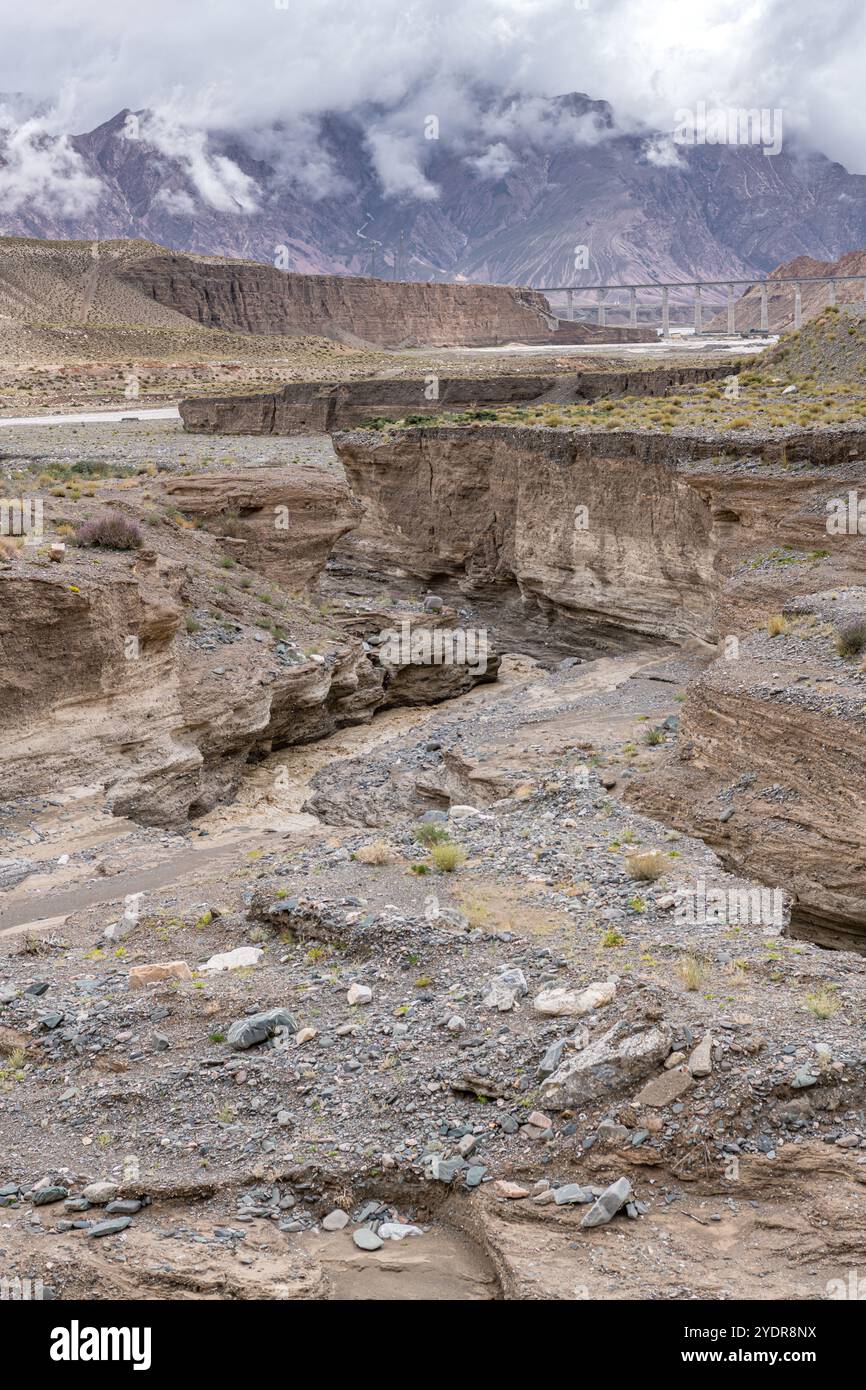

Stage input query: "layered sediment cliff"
[
  {"left": 121, "top": 252, "right": 653, "bottom": 348},
  {"left": 179, "top": 367, "right": 726, "bottom": 436}
]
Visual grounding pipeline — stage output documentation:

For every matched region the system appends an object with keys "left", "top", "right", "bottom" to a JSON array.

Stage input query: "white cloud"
[
  {"left": 0, "top": 102, "right": 103, "bottom": 216},
  {"left": 138, "top": 106, "right": 259, "bottom": 214},
  {"left": 468, "top": 142, "right": 515, "bottom": 179},
  {"left": 365, "top": 129, "right": 439, "bottom": 202}
]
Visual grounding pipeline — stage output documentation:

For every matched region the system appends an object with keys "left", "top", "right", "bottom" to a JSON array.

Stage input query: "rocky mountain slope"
[{"left": 5, "top": 93, "right": 866, "bottom": 288}]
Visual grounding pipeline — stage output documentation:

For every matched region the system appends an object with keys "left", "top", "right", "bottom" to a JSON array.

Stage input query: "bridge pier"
[
  {"left": 828, "top": 279, "right": 837, "bottom": 307},
  {"left": 596, "top": 289, "right": 606, "bottom": 328},
  {"left": 694, "top": 283, "right": 702, "bottom": 335},
  {"left": 793, "top": 283, "right": 802, "bottom": 331},
  {"left": 566, "top": 289, "right": 574, "bottom": 321},
  {"left": 629, "top": 287, "right": 637, "bottom": 327},
  {"left": 759, "top": 283, "right": 769, "bottom": 333},
  {"left": 661, "top": 286, "right": 669, "bottom": 338},
  {"left": 727, "top": 283, "right": 735, "bottom": 334}
]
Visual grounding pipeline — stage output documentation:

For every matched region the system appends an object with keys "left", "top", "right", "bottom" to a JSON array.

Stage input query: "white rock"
[
  {"left": 201, "top": 946, "right": 263, "bottom": 972},
  {"left": 347, "top": 983, "right": 372, "bottom": 1006},
  {"left": 378, "top": 1222, "right": 423, "bottom": 1240},
  {"left": 483, "top": 968, "right": 528, "bottom": 1012},
  {"left": 533, "top": 980, "right": 616, "bottom": 1017}
]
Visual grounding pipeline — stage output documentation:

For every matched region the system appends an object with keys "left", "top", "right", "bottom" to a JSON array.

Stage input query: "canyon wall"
[
  {"left": 120, "top": 252, "right": 653, "bottom": 348},
  {"left": 179, "top": 367, "right": 728, "bottom": 436},
  {"left": 331, "top": 422, "right": 866, "bottom": 651}
]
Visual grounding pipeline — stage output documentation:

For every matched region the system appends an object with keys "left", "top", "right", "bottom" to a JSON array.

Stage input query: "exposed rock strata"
[
  {"left": 629, "top": 590, "right": 866, "bottom": 947},
  {"left": 121, "top": 254, "right": 653, "bottom": 347},
  {"left": 162, "top": 466, "right": 361, "bottom": 590},
  {"left": 331, "top": 423, "right": 866, "bottom": 653},
  {"left": 179, "top": 367, "right": 727, "bottom": 436}
]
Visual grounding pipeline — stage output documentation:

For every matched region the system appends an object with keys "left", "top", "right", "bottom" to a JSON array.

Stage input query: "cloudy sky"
[{"left": 0, "top": 0, "right": 864, "bottom": 178}]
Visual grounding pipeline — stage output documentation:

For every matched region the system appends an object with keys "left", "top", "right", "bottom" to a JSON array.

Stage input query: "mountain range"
[{"left": 3, "top": 92, "right": 866, "bottom": 292}]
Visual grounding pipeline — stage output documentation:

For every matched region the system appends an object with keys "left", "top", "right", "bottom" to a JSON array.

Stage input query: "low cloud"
[{"left": 0, "top": 101, "right": 103, "bottom": 216}]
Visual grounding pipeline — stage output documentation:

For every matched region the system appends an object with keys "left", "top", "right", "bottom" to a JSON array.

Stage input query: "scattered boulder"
[
  {"left": 533, "top": 980, "right": 616, "bottom": 1017},
  {"left": 81, "top": 1181, "right": 117, "bottom": 1206},
  {"left": 201, "top": 946, "right": 263, "bottom": 972},
  {"left": 128, "top": 961, "right": 192, "bottom": 990},
  {"left": 542, "top": 1019, "right": 672, "bottom": 1109},
  {"left": 688, "top": 1033, "right": 714, "bottom": 1078},
  {"left": 483, "top": 967, "right": 528, "bottom": 1012},
  {"left": 347, "top": 983, "right": 372, "bottom": 1006},
  {"left": 227, "top": 1008, "right": 298, "bottom": 1051},
  {"left": 581, "top": 1177, "right": 633, "bottom": 1228},
  {"left": 633, "top": 1065, "right": 695, "bottom": 1108},
  {"left": 353, "top": 1227, "right": 383, "bottom": 1251}
]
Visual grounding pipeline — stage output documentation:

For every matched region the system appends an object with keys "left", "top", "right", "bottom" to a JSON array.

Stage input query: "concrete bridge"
[{"left": 538, "top": 273, "right": 866, "bottom": 336}]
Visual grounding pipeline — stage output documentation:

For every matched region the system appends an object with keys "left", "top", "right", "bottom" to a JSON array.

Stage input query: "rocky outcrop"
[
  {"left": 121, "top": 252, "right": 652, "bottom": 348},
  {"left": 162, "top": 466, "right": 362, "bottom": 590},
  {"left": 0, "top": 461, "right": 497, "bottom": 829},
  {"left": 179, "top": 367, "right": 727, "bottom": 436},
  {"left": 0, "top": 558, "right": 384, "bottom": 828},
  {"left": 331, "top": 423, "right": 866, "bottom": 654},
  {"left": 629, "top": 590, "right": 866, "bottom": 948}
]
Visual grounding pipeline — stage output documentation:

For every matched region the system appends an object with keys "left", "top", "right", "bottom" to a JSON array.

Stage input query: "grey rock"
[
  {"left": 553, "top": 1183, "right": 595, "bottom": 1205},
  {"left": 227, "top": 1008, "right": 298, "bottom": 1051},
  {"left": 538, "top": 1039, "right": 567, "bottom": 1076},
  {"left": 81, "top": 1182, "right": 117, "bottom": 1205},
  {"left": 581, "top": 1177, "right": 633, "bottom": 1228},
  {"left": 322, "top": 1209, "right": 349, "bottom": 1231},
  {"left": 542, "top": 1019, "right": 672, "bottom": 1109},
  {"left": 352, "top": 1227, "right": 383, "bottom": 1251},
  {"left": 88, "top": 1217, "right": 132, "bottom": 1238},
  {"left": 32, "top": 1186, "right": 68, "bottom": 1206}
]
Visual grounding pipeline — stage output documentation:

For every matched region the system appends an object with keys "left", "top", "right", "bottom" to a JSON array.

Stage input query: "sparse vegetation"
[
  {"left": 625, "top": 849, "right": 667, "bottom": 881},
  {"left": 430, "top": 842, "right": 467, "bottom": 873},
  {"left": 76, "top": 512, "right": 143, "bottom": 550}
]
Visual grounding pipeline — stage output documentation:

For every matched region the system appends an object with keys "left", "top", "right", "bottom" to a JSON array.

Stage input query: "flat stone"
[
  {"left": 88, "top": 1217, "right": 132, "bottom": 1238},
  {"left": 322, "top": 1209, "right": 349, "bottom": 1231},
  {"left": 581, "top": 1177, "right": 633, "bottom": 1228},
  {"left": 688, "top": 1033, "right": 714, "bottom": 1078},
  {"left": 128, "top": 961, "right": 192, "bottom": 990},
  {"left": 352, "top": 1227, "right": 383, "bottom": 1251},
  {"left": 633, "top": 1066, "right": 695, "bottom": 1108},
  {"left": 553, "top": 1183, "right": 595, "bottom": 1205}
]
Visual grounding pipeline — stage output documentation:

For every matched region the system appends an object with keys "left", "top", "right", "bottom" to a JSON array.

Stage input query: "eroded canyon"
[{"left": 3, "top": 337, "right": 866, "bottom": 1303}]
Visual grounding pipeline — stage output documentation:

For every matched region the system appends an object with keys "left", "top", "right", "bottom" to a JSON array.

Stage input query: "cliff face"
[
  {"left": 179, "top": 367, "right": 725, "bottom": 436},
  {"left": 628, "top": 590, "right": 866, "bottom": 946},
  {"left": 0, "top": 454, "right": 504, "bottom": 828},
  {"left": 331, "top": 423, "right": 866, "bottom": 651},
  {"left": 331, "top": 419, "right": 866, "bottom": 941},
  {"left": 120, "top": 253, "right": 652, "bottom": 348}
]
